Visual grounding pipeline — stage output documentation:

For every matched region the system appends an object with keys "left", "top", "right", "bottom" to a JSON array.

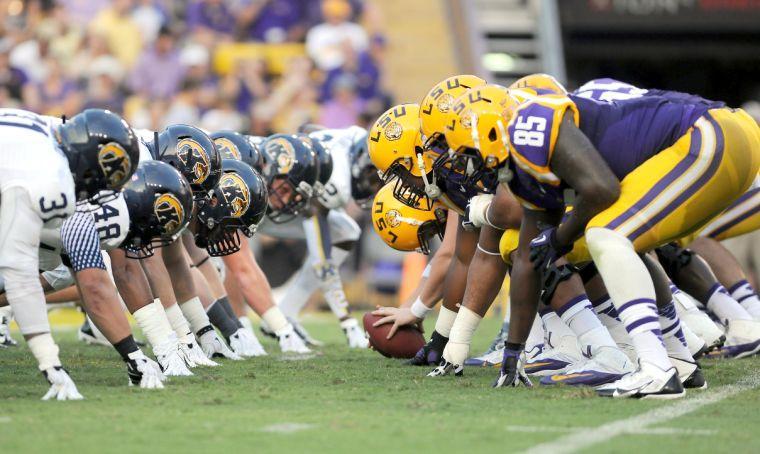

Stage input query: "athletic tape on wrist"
[{"left": 410, "top": 297, "right": 432, "bottom": 319}]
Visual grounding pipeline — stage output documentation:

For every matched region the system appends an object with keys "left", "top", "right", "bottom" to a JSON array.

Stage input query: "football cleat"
[
  {"left": 464, "top": 345, "right": 505, "bottom": 367},
  {"left": 290, "top": 318, "right": 325, "bottom": 347},
  {"left": 198, "top": 328, "right": 242, "bottom": 360},
  {"left": 705, "top": 319, "right": 760, "bottom": 359},
  {"left": 42, "top": 366, "right": 84, "bottom": 401},
  {"left": 278, "top": 324, "right": 312, "bottom": 354},
  {"left": 238, "top": 316, "right": 255, "bottom": 334},
  {"left": 541, "top": 345, "right": 633, "bottom": 386},
  {"left": 669, "top": 356, "right": 707, "bottom": 390},
  {"left": 493, "top": 351, "right": 532, "bottom": 388},
  {"left": 407, "top": 331, "right": 447, "bottom": 366},
  {"left": 681, "top": 322, "right": 708, "bottom": 359},
  {"left": 154, "top": 334, "right": 193, "bottom": 376},
  {"left": 341, "top": 318, "right": 369, "bottom": 349},
  {"left": 524, "top": 334, "right": 581, "bottom": 376},
  {"left": 673, "top": 292, "right": 725, "bottom": 350},
  {"left": 125, "top": 350, "right": 166, "bottom": 389},
  {"left": 77, "top": 319, "right": 111, "bottom": 347},
  {"left": 0, "top": 315, "right": 17, "bottom": 347},
  {"left": 228, "top": 328, "right": 267, "bottom": 357},
  {"left": 427, "top": 360, "right": 463, "bottom": 377},
  {"left": 596, "top": 360, "right": 685, "bottom": 399}
]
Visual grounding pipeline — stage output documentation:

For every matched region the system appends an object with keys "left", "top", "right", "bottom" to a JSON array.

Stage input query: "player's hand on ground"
[
  {"left": 180, "top": 335, "right": 219, "bottom": 367},
  {"left": 41, "top": 366, "right": 84, "bottom": 401},
  {"left": 198, "top": 328, "right": 242, "bottom": 360},
  {"left": 229, "top": 328, "right": 267, "bottom": 357},
  {"left": 154, "top": 335, "right": 194, "bottom": 376},
  {"left": 371, "top": 306, "right": 422, "bottom": 340},
  {"left": 125, "top": 350, "right": 165, "bottom": 389}
]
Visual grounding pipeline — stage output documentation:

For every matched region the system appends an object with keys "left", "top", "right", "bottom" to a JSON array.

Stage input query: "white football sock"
[
  {"left": 586, "top": 227, "right": 671, "bottom": 370},
  {"left": 705, "top": 284, "right": 753, "bottom": 325},
  {"left": 729, "top": 280, "right": 760, "bottom": 319},
  {"left": 262, "top": 307, "right": 289, "bottom": 337},
  {"left": 443, "top": 306, "right": 482, "bottom": 365},
  {"left": 164, "top": 303, "right": 193, "bottom": 340},
  {"left": 658, "top": 300, "right": 693, "bottom": 361},
  {"left": 27, "top": 333, "right": 61, "bottom": 371},
  {"left": 0, "top": 305, "right": 13, "bottom": 322},
  {"left": 557, "top": 295, "right": 616, "bottom": 349},
  {"left": 179, "top": 296, "right": 212, "bottom": 334},
  {"left": 434, "top": 306, "right": 458, "bottom": 338},
  {"left": 539, "top": 307, "right": 574, "bottom": 342},
  {"left": 278, "top": 260, "right": 319, "bottom": 319},
  {"left": 132, "top": 299, "right": 175, "bottom": 350}
]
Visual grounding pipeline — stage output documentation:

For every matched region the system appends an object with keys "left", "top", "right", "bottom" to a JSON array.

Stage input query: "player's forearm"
[
  {"left": 110, "top": 250, "right": 153, "bottom": 313},
  {"left": 226, "top": 258, "right": 275, "bottom": 314},
  {"left": 160, "top": 243, "right": 197, "bottom": 303},
  {"left": 43, "top": 285, "right": 81, "bottom": 304},
  {"left": 139, "top": 253, "right": 178, "bottom": 308},
  {"left": 75, "top": 269, "right": 132, "bottom": 343}
]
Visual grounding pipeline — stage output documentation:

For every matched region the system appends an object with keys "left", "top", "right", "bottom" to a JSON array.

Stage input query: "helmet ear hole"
[{"left": 488, "top": 127, "right": 497, "bottom": 142}]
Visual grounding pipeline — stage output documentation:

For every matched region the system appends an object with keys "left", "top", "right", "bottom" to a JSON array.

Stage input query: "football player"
[
  {"left": 455, "top": 79, "right": 759, "bottom": 397},
  {"left": 0, "top": 108, "right": 139, "bottom": 399}
]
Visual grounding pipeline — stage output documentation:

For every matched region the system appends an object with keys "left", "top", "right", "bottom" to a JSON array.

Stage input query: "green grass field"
[{"left": 2, "top": 314, "right": 760, "bottom": 454}]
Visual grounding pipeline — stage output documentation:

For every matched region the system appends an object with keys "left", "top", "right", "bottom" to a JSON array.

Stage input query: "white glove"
[
  {"left": 278, "top": 324, "right": 312, "bottom": 354},
  {"left": 229, "top": 328, "right": 268, "bottom": 357},
  {"left": 153, "top": 333, "right": 193, "bottom": 377},
  {"left": 126, "top": 350, "right": 165, "bottom": 389},
  {"left": 198, "top": 328, "right": 242, "bottom": 360},
  {"left": 180, "top": 334, "right": 219, "bottom": 367},
  {"left": 42, "top": 366, "right": 84, "bottom": 401},
  {"left": 464, "top": 194, "right": 494, "bottom": 229}
]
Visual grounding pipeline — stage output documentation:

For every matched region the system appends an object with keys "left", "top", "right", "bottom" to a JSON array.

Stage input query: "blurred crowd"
[{"left": 0, "top": 0, "right": 392, "bottom": 135}]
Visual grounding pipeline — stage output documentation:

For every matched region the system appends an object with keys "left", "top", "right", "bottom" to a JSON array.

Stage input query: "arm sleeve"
[{"left": 60, "top": 211, "right": 106, "bottom": 273}]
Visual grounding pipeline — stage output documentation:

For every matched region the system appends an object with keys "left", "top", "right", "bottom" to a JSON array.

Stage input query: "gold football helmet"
[
  {"left": 368, "top": 103, "right": 435, "bottom": 209},
  {"left": 443, "top": 84, "right": 519, "bottom": 186},
  {"left": 371, "top": 182, "right": 447, "bottom": 255},
  {"left": 509, "top": 73, "right": 567, "bottom": 95},
  {"left": 419, "top": 75, "right": 487, "bottom": 154}
]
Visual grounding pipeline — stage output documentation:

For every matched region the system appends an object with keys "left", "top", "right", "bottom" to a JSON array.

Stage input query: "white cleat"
[
  {"left": 712, "top": 319, "right": 760, "bottom": 359},
  {"left": 291, "top": 318, "right": 325, "bottom": 347},
  {"left": 541, "top": 345, "right": 634, "bottom": 386},
  {"left": 126, "top": 350, "right": 166, "bottom": 389},
  {"left": 77, "top": 320, "right": 111, "bottom": 347},
  {"left": 524, "top": 334, "right": 582, "bottom": 376},
  {"left": 239, "top": 316, "right": 255, "bottom": 335},
  {"left": 198, "top": 329, "right": 241, "bottom": 360},
  {"left": 670, "top": 356, "right": 707, "bottom": 390},
  {"left": 42, "top": 367, "right": 84, "bottom": 401},
  {"left": 229, "top": 328, "right": 267, "bottom": 357},
  {"left": 278, "top": 324, "right": 311, "bottom": 354},
  {"left": 673, "top": 292, "right": 725, "bottom": 349},
  {"left": 0, "top": 315, "right": 18, "bottom": 347},
  {"left": 596, "top": 360, "right": 685, "bottom": 399},
  {"left": 154, "top": 335, "right": 193, "bottom": 376},
  {"left": 180, "top": 336, "right": 219, "bottom": 367},
  {"left": 341, "top": 318, "right": 369, "bottom": 349}
]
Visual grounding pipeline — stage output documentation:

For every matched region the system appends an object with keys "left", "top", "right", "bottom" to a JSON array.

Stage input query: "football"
[{"left": 362, "top": 312, "right": 426, "bottom": 358}]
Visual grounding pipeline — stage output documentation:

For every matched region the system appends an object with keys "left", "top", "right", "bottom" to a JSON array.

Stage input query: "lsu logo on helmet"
[
  {"left": 214, "top": 137, "right": 241, "bottom": 160},
  {"left": 153, "top": 193, "right": 185, "bottom": 236},
  {"left": 385, "top": 209, "right": 402, "bottom": 228},
  {"left": 177, "top": 138, "right": 211, "bottom": 184},
  {"left": 265, "top": 137, "right": 296, "bottom": 174},
  {"left": 218, "top": 173, "right": 251, "bottom": 218},
  {"left": 98, "top": 142, "right": 132, "bottom": 189}
]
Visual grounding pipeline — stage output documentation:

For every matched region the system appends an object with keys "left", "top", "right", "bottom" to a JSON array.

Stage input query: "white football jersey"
[
  {"left": 309, "top": 126, "right": 366, "bottom": 210},
  {"left": 135, "top": 128, "right": 157, "bottom": 162}
]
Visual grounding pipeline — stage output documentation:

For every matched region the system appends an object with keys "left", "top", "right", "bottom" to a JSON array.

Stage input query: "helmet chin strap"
[{"left": 417, "top": 153, "right": 441, "bottom": 199}]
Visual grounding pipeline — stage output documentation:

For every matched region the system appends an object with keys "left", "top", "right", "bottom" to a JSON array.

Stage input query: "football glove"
[
  {"left": 462, "top": 194, "right": 494, "bottom": 231},
  {"left": 125, "top": 350, "right": 165, "bottom": 389},
  {"left": 154, "top": 334, "right": 193, "bottom": 376},
  {"left": 229, "top": 328, "right": 267, "bottom": 357},
  {"left": 493, "top": 350, "right": 532, "bottom": 388},
  {"left": 198, "top": 328, "right": 242, "bottom": 360},
  {"left": 180, "top": 334, "right": 219, "bottom": 367},
  {"left": 42, "top": 366, "right": 84, "bottom": 401}
]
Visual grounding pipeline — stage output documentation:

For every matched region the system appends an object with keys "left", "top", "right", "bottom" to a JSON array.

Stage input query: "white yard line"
[
  {"left": 522, "top": 371, "right": 760, "bottom": 454},
  {"left": 260, "top": 423, "right": 316, "bottom": 434},
  {"left": 505, "top": 425, "right": 716, "bottom": 436}
]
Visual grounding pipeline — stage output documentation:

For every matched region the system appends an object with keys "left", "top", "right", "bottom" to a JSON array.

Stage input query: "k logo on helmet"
[
  {"left": 214, "top": 137, "right": 241, "bottom": 160},
  {"left": 265, "top": 137, "right": 296, "bottom": 174},
  {"left": 153, "top": 193, "right": 185, "bottom": 236},
  {"left": 177, "top": 138, "right": 211, "bottom": 184},
  {"left": 219, "top": 173, "right": 250, "bottom": 218},
  {"left": 98, "top": 142, "right": 132, "bottom": 189}
]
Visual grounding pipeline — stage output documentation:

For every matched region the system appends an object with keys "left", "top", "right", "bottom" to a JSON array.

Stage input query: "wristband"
[{"left": 410, "top": 297, "right": 432, "bottom": 319}]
